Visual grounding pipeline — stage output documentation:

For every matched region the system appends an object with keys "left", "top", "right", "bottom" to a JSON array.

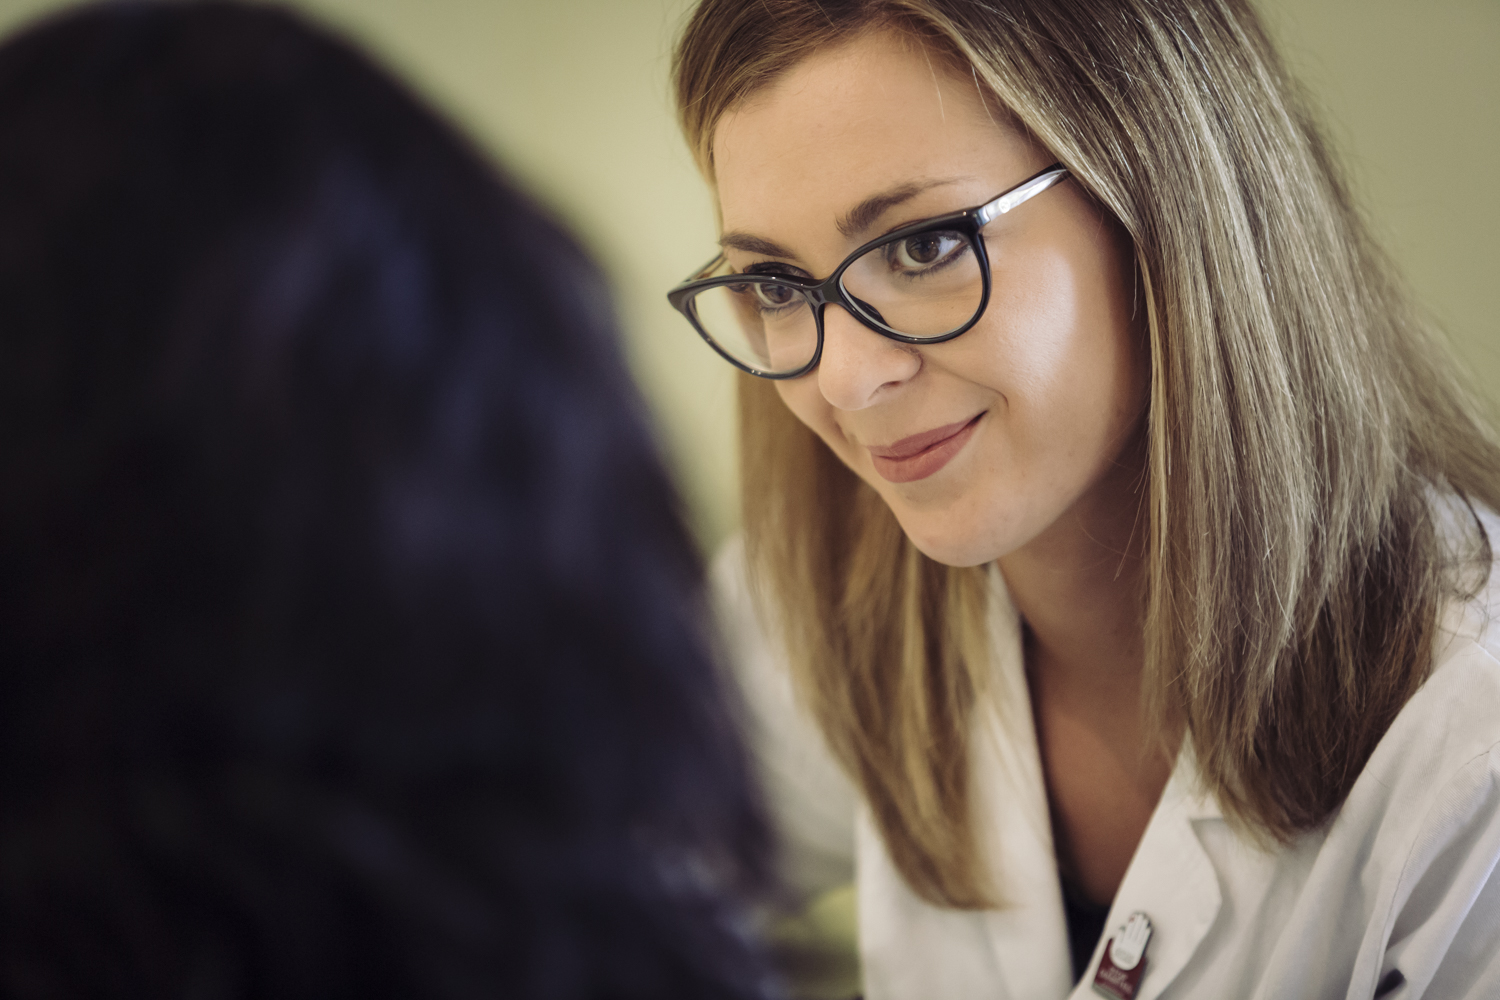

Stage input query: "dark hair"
[{"left": 0, "top": 3, "right": 772, "bottom": 996}]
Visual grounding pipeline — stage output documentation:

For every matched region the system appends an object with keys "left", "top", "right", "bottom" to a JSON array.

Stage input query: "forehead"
[{"left": 711, "top": 30, "right": 1032, "bottom": 248}]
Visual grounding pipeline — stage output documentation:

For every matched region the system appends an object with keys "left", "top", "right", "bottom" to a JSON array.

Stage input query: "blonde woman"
[{"left": 666, "top": 1, "right": 1500, "bottom": 997}]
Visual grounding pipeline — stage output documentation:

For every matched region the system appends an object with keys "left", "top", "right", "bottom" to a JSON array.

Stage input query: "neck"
[
  {"left": 997, "top": 433, "right": 1149, "bottom": 699},
  {"left": 998, "top": 431, "right": 1174, "bottom": 905}
]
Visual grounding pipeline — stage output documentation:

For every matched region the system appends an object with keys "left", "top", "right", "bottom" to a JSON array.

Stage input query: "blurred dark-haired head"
[{"left": 0, "top": 2, "right": 771, "bottom": 996}]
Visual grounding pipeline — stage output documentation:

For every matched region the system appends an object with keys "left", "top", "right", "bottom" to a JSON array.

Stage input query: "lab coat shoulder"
[
  {"left": 1346, "top": 556, "right": 1500, "bottom": 999},
  {"left": 1162, "top": 531, "right": 1500, "bottom": 1000},
  {"left": 710, "top": 536, "right": 858, "bottom": 905}
]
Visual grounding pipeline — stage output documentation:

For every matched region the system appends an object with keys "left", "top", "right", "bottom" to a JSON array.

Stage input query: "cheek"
[{"left": 988, "top": 236, "right": 1144, "bottom": 431}]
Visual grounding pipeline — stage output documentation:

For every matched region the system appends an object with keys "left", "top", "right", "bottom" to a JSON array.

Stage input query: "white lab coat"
[{"left": 712, "top": 518, "right": 1500, "bottom": 1000}]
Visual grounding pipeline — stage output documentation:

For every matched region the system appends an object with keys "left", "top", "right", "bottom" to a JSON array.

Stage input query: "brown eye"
[
  {"left": 889, "top": 231, "right": 965, "bottom": 272},
  {"left": 905, "top": 237, "right": 942, "bottom": 264}
]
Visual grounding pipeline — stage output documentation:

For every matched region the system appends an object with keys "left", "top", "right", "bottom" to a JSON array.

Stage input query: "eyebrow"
[
  {"left": 718, "top": 176, "right": 970, "bottom": 260},
  {"left": 835, "top": 177, "right": 966, "bottom": 240},
  {"left": 718, "top": 231, "right": 795, "bottom": 257}
]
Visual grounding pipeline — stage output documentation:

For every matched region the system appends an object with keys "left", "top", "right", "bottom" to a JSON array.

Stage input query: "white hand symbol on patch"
[{"left": 1109, "top": 912, "right": 1152, "bottom": 972}]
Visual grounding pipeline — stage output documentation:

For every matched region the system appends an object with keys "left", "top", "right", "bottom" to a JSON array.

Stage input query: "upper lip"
[{"left": 865, "top": 414, "right": 982, "bottom": 460}]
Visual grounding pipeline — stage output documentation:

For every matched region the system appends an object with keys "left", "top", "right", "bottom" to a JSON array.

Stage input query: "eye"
[
  {"left": 751, "top": 281, "right": 799, "bottom": 310},
  {"left": 889, "top": 231, "right": 966, "bottom": 272}
]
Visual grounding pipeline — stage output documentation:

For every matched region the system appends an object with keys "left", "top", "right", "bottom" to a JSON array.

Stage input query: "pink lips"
[{"left": 866, "top": 413, "right": 984, "bottom": 483}]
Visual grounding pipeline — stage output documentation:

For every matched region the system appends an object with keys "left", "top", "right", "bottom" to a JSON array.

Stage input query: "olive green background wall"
[{"left": 2, "top": 0, "right": 1496, "bottom": 553}]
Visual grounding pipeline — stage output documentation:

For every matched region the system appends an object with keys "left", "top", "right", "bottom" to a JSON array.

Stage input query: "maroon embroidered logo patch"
[{"left": 1091, "top": 912, "right": 1152, "bottom": 1000}]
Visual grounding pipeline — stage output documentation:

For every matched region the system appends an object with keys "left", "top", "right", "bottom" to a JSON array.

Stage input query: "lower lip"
[{"left": 868, "top": 414, "right": 983, "bottom": 483}]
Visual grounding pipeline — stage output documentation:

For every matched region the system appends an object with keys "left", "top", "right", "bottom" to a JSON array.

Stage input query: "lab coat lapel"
[
  {"left": 974, "top": 571, "right": 1074, "bottom": 998},
  {"left": 1071, "top": 753, "right": 1223, "bottom": 1000}
]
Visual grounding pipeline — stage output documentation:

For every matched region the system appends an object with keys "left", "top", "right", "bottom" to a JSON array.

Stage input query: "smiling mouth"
[{"left": 866, "top": 413, "right": 985, "bottom": 483}]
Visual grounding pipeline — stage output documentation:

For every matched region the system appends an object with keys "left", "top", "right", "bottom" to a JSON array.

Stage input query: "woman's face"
[{"left": 712, "top": 30, "right": 1147, "bottom": 568}]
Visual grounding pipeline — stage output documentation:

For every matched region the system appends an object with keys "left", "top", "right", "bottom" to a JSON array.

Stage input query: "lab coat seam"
[
  {"left": 1360, "top": 644, "right": 1500, "bottom": 800},
  {"left": 1454, "top": 640, "right": 1500, "bottom": 677}
]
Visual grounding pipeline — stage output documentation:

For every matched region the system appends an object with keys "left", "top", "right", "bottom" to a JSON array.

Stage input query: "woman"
[
  {"left": 666, "top": 1, "right": 1500, "bottom": 997},
  {"left": 0, "top": 3, "right": 774, "bottom": 997}
]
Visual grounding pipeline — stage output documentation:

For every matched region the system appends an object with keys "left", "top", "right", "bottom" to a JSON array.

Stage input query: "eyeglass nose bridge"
[
  {"left": 784, "top": 276, "right": 894, "bottom": 379},
  {"left": 799, "top": 269, "right": 903, "bottom": 345}
]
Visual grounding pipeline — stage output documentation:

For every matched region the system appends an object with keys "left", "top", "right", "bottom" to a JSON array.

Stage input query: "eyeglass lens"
[{"left": 689, "top": 228, "right": 982, "bottom": 376}]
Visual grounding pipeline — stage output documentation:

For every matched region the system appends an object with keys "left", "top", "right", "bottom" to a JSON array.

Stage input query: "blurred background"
[{"left": 0, "top": 0, "right": 1495, "bottom": 553}]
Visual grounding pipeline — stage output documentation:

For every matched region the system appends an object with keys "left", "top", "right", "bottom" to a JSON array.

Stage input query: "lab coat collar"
[
  {"left": 979, "top": 568, "right": 1224, "bottom": 1000},
  {"left": 1073, "top": 751, "right": 1224, "bottom": 1000}
]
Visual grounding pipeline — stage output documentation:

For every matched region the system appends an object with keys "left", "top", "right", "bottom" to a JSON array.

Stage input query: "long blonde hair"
[{"left": 675, "top": 0, "right": 1500, "bottom": 908}]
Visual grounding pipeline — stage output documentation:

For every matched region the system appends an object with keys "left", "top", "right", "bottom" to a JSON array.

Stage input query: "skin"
[{"left": 712, "top": 30, "right": 1172, "bottom": 905}]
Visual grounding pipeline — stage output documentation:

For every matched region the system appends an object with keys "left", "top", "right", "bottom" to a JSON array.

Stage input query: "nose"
[{"left": 815, "top": 304, "right": 921, "bottom": 411}]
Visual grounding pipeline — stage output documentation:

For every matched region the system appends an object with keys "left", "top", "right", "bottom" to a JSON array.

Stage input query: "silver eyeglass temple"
[{"left": 975, "top": 166, "right": 1070, "bottom": 227}]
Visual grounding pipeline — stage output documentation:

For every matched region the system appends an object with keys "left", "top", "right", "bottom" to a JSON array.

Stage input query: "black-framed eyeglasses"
[{"left": 667, "top": 163, "right": 1070, "bottom": 379}]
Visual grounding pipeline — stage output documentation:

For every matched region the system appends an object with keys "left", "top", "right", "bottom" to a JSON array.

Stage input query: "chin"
[{"left": 891, "top": 515, "right": 1001, "bottom": 569}]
